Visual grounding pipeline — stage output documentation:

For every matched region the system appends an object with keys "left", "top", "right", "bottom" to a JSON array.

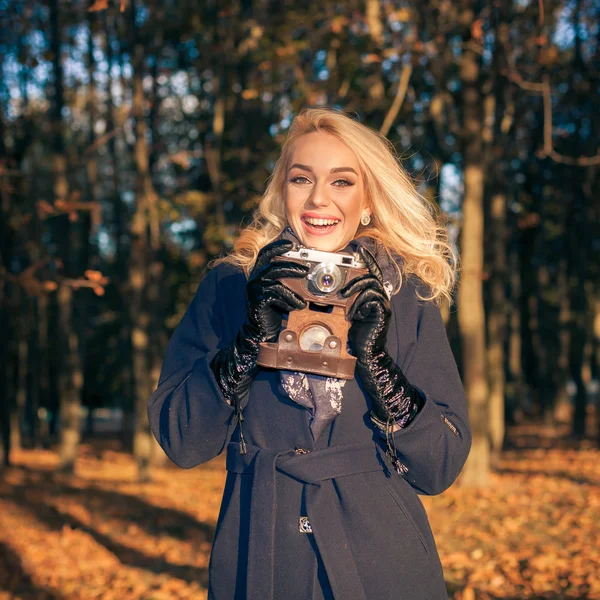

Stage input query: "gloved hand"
[
  {"left": 340, "top": 246, "right": 424, "bottom": 473},
  {"left": 210, "top": 239, "right": 309, "bottom": 404}
]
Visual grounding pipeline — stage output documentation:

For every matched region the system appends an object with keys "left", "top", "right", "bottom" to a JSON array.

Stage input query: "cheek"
[
  {"left": 283, "top": 193, "right": 294, "bottom": 219},
  {"left": 342, "top": 193, "right": 364, "bottom": 225},
  {"left": 285, "top": 188, "right": 303, "bottom": 215}
]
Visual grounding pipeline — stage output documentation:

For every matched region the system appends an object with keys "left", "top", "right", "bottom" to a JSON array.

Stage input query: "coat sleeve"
[
  {"left": 389, "top": 278, "right": 472, "bottom": 495},
  {"left": 147, "top": 264, "right": 243, "bottom": 469}
]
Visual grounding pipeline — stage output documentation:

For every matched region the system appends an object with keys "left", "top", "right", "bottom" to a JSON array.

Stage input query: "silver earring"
[{"left": 361, "top": 213, "right": 371, "bottom": 226}]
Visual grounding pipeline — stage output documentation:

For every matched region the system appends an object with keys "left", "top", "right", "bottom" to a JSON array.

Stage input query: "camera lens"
[
  {"left": 310, "top": 263, "right": 342, "bottom": 294},
  {"left": 319, "top": 274, "right": 334, "bottom": 289}
]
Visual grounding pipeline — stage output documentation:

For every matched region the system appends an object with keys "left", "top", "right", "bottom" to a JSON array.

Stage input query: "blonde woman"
[{"left": 148, "top": 107, "right": 471, "bottom": 600}]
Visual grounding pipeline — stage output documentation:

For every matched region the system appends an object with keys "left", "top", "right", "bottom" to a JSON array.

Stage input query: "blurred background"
[{"left": 0, "top": 0, "right": 599, "bottom": 598}]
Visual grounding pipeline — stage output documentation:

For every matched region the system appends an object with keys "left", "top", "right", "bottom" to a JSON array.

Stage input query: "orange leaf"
[
  {"left": 471, "top": 19, "right": 483, "bottom": 42},
  {"left": 462, "top": 586, "right": 476, "bottom": 600},
  {"left": 42, "top": 280, "right": 58, "bottom": 292},
  {"left": 89, "top": 0, "right": 109, "bottom": 12},
  {"left": 84, "top": 269, "right": 104, "bottom": 282}
]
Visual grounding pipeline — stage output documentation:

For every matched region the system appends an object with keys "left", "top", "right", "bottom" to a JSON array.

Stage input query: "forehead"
[{"left": 290, "top": 132, "right": 360, "bottom": 168}]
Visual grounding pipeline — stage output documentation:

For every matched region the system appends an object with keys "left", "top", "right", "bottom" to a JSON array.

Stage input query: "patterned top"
[{"left": 277, "top": 226, "right": 402, "bottom": 441}]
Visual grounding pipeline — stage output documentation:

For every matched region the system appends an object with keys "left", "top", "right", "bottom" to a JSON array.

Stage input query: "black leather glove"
[
  {"left": 210, "top": 239, "right": 308, "bottom": 405},
  {"left": 340, "top": 246, "right": 424, "bottom": 473}
]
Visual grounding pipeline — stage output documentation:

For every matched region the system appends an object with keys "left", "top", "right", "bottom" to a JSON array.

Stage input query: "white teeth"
[{"left": 304, "top": 217, "right": 339, "bottom": 226}]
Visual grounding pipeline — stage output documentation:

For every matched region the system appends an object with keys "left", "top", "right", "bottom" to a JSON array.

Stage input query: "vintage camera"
[{"left": 256, "top": 246, "right": 368, "bottom": 379}]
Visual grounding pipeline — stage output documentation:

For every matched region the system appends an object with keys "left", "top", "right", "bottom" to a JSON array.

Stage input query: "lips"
[{"left": 301, "top": 214, "right": 341, "bottom": 236}]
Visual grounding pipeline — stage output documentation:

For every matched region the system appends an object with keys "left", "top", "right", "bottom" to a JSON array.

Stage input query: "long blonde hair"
[{"left": 211, "top": 107, "right": 458, "bottom": 305}]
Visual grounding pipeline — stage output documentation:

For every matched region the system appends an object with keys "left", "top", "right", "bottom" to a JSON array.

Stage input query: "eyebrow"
[{"left": 289, "top": 163, "right": 358, "bottom": 175}]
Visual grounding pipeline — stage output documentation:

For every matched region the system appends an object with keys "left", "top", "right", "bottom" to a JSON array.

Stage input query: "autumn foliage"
[{"left": 0, "top": 423, "right": 598, "bottom": 600}]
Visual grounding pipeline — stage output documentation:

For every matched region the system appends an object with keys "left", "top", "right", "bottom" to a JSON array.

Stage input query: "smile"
[{"left": 301, "top": 215, "right": 341, "bottom": 235}]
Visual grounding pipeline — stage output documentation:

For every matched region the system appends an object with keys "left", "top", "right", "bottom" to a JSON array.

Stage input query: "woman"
[{"left": 148, "top": 107, "right": 471, "bottom": 600}]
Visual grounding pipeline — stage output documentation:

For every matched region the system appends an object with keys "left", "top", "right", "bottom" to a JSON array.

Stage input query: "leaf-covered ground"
[{"left": 1, "top": 424, "right": 599, "bottom": 600}]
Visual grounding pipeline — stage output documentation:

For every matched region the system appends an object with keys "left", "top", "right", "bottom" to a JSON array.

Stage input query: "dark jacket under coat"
[{"left": 148, "top": 260, "right": 472, "bottom": 600}]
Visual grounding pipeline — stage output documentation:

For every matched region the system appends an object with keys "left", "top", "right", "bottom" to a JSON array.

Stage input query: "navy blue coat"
[{"left": 148, "top": 261, "right": 472, "bottom": 600}]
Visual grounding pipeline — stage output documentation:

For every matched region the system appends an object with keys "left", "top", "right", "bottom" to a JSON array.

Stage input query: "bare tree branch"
[
  {"left": 537, "top": 75, "right": 600, "bottom": 165},
  {"left": 503, "top": 53, "right": 600, "bottom": 166},
  {"left": 380, "top": 64, "right": 412, "bottom": 137},
  {"left": 82, "top": 126, "right": 124, "bottom": 156},
  {"left": 0, "top": 262, "right": 109, "bottom": 297}
]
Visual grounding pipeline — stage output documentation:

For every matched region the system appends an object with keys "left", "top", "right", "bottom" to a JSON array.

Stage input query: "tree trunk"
[
  {"left": 365, "top": 0, "right": 383, "bottom": 47},
  {"left": 364, "top": 0, "right": 384, "bottom": 105},
  {"left": 594, "top": 295, "right": 600, "bottom": 447},
  {"left": 0, "top": 287, "right": 10, "bottom": 464},
  {"left": 11, "top": 306, "right": 28, "bottom": 452},
  {"left": 536, "top": 261, "right": 562, "bottom": 424},
  {"left": 457, "top": 17, "right": 489, "bottom": 486},
  {"left": 459, "top": 165, "right": 490, "bottom": 486},
  {"left": 129, "top": 0, "right": 159, "bottom": 482},
  {"left": 553, "top": 259, "right": 572, "bottom": 423},
  {"left": 485, "top": 4, "right": 512, "bottom": 458},
  {"left": 37, "top": 294, "right": 51, "bottom": 448},
  {"left": 487, "top": 193, "right": 506, "bottom": 460},
  {"left": 569, "top": 180, "right": 588, "bottom": 437},
  {"left": 103, "top": 9, "right": 134, "bottom": 449},
  {"left": 50, "top": 0, "right": 82, "bottom": 473},
  {"left": 569, "top": 7, "right": 591, "bottom": 437},
  {"left": 57, "top": 284, "right": 83, "bottom": 472},
  {"left": 507, "top": 238, "right": 525, "bottom": 423},
  {"left": 0, "top": 56, "right": 11, "bottom": 467}
]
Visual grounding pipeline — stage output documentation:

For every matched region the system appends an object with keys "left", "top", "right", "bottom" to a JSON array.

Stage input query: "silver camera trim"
[
  {"left": 281, "top": 247, "right": 366, "bottom": 269},
  {"left": 281, "top": 246, "right": 366, "bottom": 295}
]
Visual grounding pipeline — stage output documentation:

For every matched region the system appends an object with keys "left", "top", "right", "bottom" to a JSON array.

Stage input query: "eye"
[
  {"left": 289, "top": 176, "right": 311, "bottom": 184},
  {"left": 289, "top": 176, "right": 354, "bottom": 187},
  {"left": 332, "top": 178, "right": 353, "bottom": 187}
]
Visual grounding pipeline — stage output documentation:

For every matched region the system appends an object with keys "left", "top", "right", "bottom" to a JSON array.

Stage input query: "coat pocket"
[{"left": 383, "top": 481, "right": 430, "bottom": 556}]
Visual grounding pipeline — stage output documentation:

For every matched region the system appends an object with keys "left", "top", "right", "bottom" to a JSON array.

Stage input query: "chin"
[
  {"left": 291, "top": 222, "right": 354, "bottom": 252},
  {"left": 304, "top": 237, "right": 348, "bottom": 252}
]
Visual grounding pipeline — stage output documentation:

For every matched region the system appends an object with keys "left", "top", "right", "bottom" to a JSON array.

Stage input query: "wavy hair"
[{"left": 211, "top": 107, "right": 458, "bottom": 305}]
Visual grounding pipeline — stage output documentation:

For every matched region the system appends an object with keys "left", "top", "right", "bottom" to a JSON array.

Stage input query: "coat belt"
[{"left": 226, "top": 440, "right": 390, "bottom": 600}]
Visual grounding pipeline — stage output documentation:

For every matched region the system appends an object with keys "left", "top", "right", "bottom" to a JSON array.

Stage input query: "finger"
[
  {"left": 339, "top": 273, "right": 385, "bottom": 298},
  {"left": 352, "top": 298, "right": 387, "bottom": 323},
  {"left": 259, "top": 261, "right": 310, "bottom": 281},
  {"left": 267, "top": 297, "right": 306, "bottom": 314},
  {"left": 347, "top": 287, "right": 389, "bottom": 321},
  {"left": 356, "top": 299, "right": 387, "bottom": 321},
  {"left": 253, "top": 239, "right": 295, "bottom": 272},
  {"left": 264, "top": 282, "right": 307, "bottom": 310},
  {"left": 357, "top": 246, "right": 384, "bottom": 285}
]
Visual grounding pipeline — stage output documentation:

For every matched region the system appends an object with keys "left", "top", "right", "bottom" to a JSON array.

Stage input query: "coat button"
[{"left": 299, "top": 516, "right": 313, "bottom": 533}]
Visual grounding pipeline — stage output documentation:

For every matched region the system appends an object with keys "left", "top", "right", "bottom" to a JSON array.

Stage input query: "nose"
[{"left": 308, "top": 182, "right": 331, "bottom": 208}]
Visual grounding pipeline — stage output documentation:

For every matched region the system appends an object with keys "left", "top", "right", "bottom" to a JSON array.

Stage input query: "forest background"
[{"left": 0, "top": 0, "right": 599, "bottom": 598}]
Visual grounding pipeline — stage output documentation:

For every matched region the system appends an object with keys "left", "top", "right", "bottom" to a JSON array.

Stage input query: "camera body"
[
  {"left": 256, "top": 245, "right": 368, "bottom": 379},
  {"left": 281, "top": 247, "right": 366, "bottom": 299}
]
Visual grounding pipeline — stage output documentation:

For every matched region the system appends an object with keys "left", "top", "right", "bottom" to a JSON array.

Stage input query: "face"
[{"left": 284, "top": 131, "right": 370, "bottom": 252}]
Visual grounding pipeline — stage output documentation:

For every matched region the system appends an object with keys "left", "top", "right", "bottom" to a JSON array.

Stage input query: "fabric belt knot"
[{"left": 226, "top": 441, "right": 389, "bottom": 600}]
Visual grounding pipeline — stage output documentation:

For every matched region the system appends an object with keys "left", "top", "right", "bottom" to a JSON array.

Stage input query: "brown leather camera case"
[{"left": 257, "top": 256, "right": 368, "bottom": 379}]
